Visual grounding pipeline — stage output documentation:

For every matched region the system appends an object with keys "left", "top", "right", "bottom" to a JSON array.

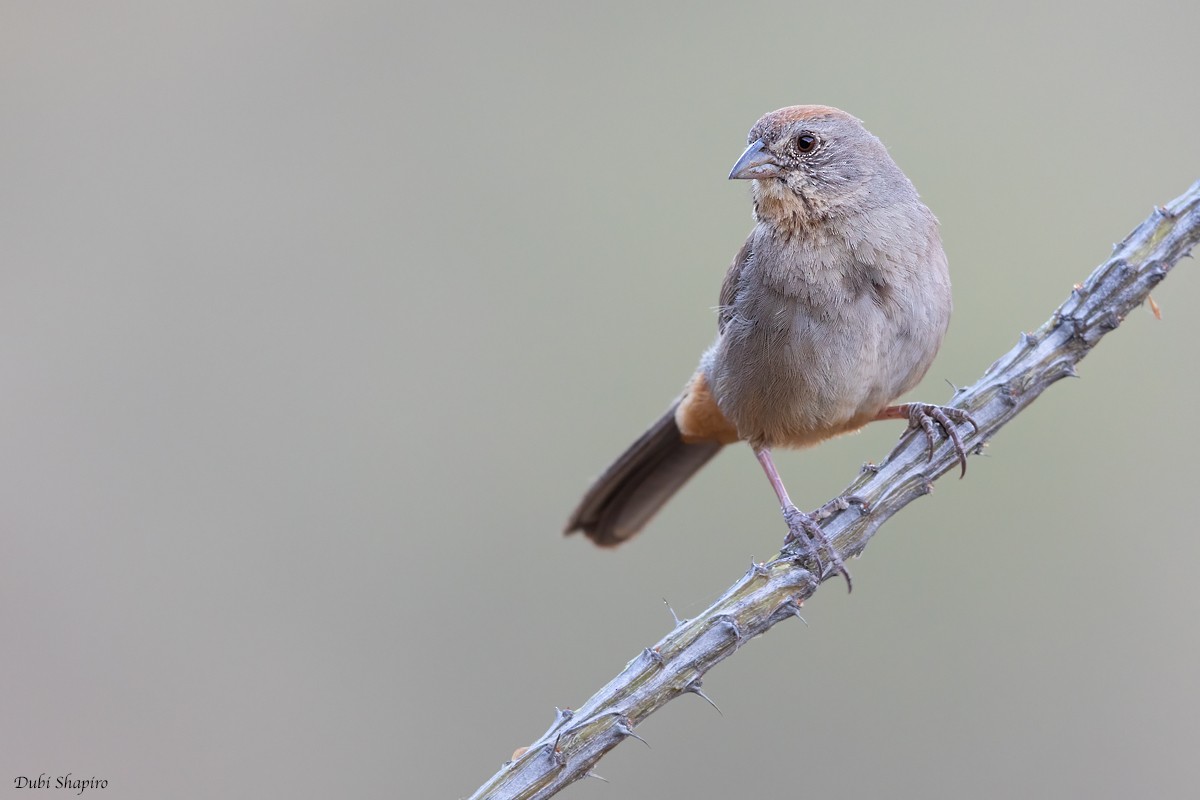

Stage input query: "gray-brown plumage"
[{"left": 566, "top": 106, "right": 973, "bottom": 577}]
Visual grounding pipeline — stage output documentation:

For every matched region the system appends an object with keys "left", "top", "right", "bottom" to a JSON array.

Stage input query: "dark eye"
[{"left": 796, "top": 134, "right": 817, "bottom": 153}]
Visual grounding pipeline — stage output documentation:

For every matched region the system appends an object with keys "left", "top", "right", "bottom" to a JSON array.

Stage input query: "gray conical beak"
[{"left": 728, "top": 139, "right": 783, "bottom": 180}]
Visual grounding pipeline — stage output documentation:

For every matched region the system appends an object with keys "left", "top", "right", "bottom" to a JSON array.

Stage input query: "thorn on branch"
[
  {"left": 613, "top": 716, "right": 650, "bottom": 748},
  {"left": 768, "top": 597, "right": 808, "bottom": 627},
  {"left": 662, "top": 598, "right": 685, "bottom": 627},
  {"left": 684, "top": 678, "right": 722, "bottom": 715},
  {"left": 538, "top": 706, "right": 575, "bottom": 741}
]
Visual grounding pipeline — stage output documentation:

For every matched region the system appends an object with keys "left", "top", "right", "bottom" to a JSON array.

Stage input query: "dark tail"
[{"left": 565, "top": 400, "right": 724, "bottom": 546}]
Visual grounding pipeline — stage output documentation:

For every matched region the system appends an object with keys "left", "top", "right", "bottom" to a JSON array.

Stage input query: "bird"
[{"left": 564, "top": 105, "right": 975, "bottom": 588}]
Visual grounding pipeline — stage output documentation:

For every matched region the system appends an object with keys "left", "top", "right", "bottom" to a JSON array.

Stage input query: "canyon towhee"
[{"left": 565, "top": 105, "right": 975, "bottom": 588}]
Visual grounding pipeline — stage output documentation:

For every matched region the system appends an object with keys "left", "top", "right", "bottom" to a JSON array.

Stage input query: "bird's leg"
[
  {"left": 755, "top": 447, "right": 852, "bottom": 591},
  {"left": 875, "top": 403, "right": 979, "bottom": 477}
]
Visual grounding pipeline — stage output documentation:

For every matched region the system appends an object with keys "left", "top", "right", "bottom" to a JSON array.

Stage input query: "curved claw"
[
  {"left": 782, "top": 505, "right": 853, "bottom": 592},
  {"left": 904, "top": 404, "right": 979, "bottom": 477}
]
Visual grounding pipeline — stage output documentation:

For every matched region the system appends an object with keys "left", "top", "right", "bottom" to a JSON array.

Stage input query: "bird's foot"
[
  {"left": 782, "top": 504, "right": 852, "bottom": 592},
  {"left": 902, "top": 403, "right": 979, "bottom": 477}
]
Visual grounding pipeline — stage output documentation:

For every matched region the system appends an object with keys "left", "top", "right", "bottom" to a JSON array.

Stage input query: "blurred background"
[{"left": 3, "top": 2, "right": 1199, "bottom": 798}]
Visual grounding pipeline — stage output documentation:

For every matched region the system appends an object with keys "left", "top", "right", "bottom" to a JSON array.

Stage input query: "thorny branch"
[{"left": 466, "top": 180, "right": 1200, "bottom": 800}]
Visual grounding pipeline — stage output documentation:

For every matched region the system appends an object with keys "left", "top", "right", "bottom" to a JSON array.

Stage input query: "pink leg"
[
  {"left": 754, "top": 447, "right": 852, "bottom": 591},
  {"left": 755, "top": 447, "right": 795, "bottom": 508}
]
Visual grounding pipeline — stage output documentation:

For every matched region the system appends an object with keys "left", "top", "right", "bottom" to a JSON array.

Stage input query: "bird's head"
[{"left": 730, "top": 105, "right": 903, "bottom": 226}]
